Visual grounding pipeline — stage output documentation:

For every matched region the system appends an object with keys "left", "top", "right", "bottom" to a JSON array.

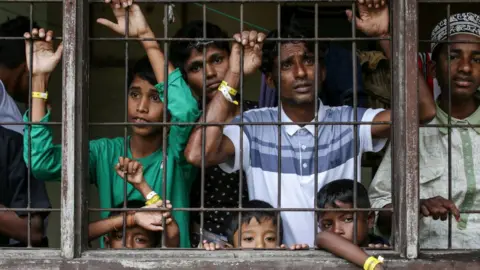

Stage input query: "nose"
[
  {"left": 125, "top": 237, "right": 133, "bottom": 248},
  {"left": 458, "top": 56, "right": 472, "bottom": 74},
  {"left": 136, "top": 96, "right": 149, "bottom": 113},
  {"left": 205, "top": 63, "right": 217, "bottom": 79},
  {"left": 333, "top": 224, "right": 344, "bottom": 235},
  {"left": 293, "top": 60, "right": 307, "bottom": 79},
  {"left": 255, "top": 238, "right": 265, "bottom": 249}
]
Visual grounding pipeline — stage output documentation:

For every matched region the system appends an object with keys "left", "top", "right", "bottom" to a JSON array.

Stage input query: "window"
[{"left": 0, "top": 0, "right": 479, "bottom": 268}]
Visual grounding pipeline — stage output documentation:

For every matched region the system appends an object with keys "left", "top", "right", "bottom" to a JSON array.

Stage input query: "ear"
[
  {"left": 367, "top": 211, "right": 375, "bottom": 229},
  {"left": 265, "top": 73, "right": 276, "bottom": 89},
  {"left": 429, "top": 59, "right": 437, "bottom": 79},
  {"left": 104, "top": 236, "right": 110, "bottom": 248},
  {"left": 320, "top": 64, "right": 326, "bottom": 83}
]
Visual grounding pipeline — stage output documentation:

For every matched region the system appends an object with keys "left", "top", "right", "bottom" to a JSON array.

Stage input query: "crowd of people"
[{"left": 1, "top": 0, "right": 479, "bottom": 269}]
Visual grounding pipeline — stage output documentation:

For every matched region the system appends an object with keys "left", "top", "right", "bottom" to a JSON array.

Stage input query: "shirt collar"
[
  {"left": 436, "top": 103, "right": 480, "bottom": 135},
  {"left": 281, "top": 100, "right": 325, "bottom": 136}
]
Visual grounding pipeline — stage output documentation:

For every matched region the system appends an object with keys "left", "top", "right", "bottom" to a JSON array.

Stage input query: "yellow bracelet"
[
  {"left": 145, "top": 195, "right": 161, "bottom": 206},
  {"left": 364, "top": 256, "right": 384, "bottom": 270},
  {"left": 220, "top": 81, "right": 238, "bottom": 96},
  {"left": 32, "top": 91, "right": 48, "bottom": 100}
]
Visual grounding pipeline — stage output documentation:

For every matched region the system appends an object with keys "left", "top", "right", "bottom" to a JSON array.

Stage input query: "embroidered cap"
[{"left": 431, "top": 12, "right": 480, "bottom": 53}]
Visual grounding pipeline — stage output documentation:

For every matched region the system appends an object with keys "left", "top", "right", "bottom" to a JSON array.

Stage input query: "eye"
[
  {"left": 281, "top": 62, "right": 292, "bottom": 70},
  {"left": 448, "top": 53, "right": 459, "bottom": 60},
  {"left": 472, "top": 57, "right": 480, "bottom": 64},
  {"left": 189, "top": 65, "right": 201, "bottom": 73},
  {"left": 265, "top": 236, "right": 276, "bottom": 242},
  {"left": 322, "top": 222, "right": 332, "bottom": 230},
  {"left": 243, "top": 237, "right": 254, "bottom": 242},
  {"left": 304, "top": 56, "right": 315, "bottom": 65},
  {"left": 150, "top": 93, "right": 161, "bottom": 102},
  {"left": 114, "top": 233, "right": 123, "bottom": 240},
  {"left": 134, "top": 236, "right": 147, "bottom": 244},
  {"left": 129, "top": 91, "right": 140, "bottom": 99},
  {"left": 344, "top": 216, "right": 354, "bottom": 223},
  {"left": 212, "top": 56, "right": 224, "bottom": 64}
]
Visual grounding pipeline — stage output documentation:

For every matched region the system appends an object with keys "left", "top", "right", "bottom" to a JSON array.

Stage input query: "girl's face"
[
  {"left": 233, "top": 217, "right": 278, "bottom": 249},
  {"left": 127, "top": 75, "right": 165, "bottom": 137}
]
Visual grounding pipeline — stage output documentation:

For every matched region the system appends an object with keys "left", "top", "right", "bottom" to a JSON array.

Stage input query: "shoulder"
[{"left": 234, "top": 107, "right": 278, "bottom": 123}]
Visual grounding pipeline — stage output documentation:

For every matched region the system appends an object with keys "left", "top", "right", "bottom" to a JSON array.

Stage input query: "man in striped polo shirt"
[{"left": 186, "top": 1, "right": 436, "bottom": 247}]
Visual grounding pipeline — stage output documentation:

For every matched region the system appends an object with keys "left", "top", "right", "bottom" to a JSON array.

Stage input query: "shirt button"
[
  {"left": 301, "top": 145, "right": 306, "bottom": 150},
  {"left": 303, "top": 163, "right": 307, "bottom": 168}
]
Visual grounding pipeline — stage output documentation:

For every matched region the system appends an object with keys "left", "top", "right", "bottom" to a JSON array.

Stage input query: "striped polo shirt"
[{"left": 219, "top": 101, "right": 386, "bottom": 246}]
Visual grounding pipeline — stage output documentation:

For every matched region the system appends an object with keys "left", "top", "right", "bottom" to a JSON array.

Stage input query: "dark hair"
[
  {"left": 225, "top": 200, "right": 282, "bottom": 245},
  {"left": 260, "top": 24, "right": 324, "bottom": 74},
  {"left": 109, "top": 200, "right": 161, "bottom": 246},
  {"left": 0, "top": 16, "right": 40, "bottom": 69},
  {"left": 127, "top": 56, "right": 157, "bottom": 87},
  {"left": 316, "top": 179, "right": 371, "bottom": 209},
  {"left": 170, "top": 20, "right": 230, "bottom": 78}
]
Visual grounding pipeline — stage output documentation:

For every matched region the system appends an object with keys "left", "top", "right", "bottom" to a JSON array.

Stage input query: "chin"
[{"left": 131, "top": 126, "right": 159, "bottom": 137}]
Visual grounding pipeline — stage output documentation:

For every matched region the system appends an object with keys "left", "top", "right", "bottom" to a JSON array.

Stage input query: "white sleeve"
[
  {"left": 218, "top": 125, "right": 251, "bottom": 174},
  {"left": 360, "top": 108, "right": 388, "bottom": 153}
]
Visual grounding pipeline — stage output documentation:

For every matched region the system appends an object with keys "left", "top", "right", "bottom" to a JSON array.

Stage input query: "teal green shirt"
[{"left": 23, "top": 69, "right": 200, "bottom": 248}]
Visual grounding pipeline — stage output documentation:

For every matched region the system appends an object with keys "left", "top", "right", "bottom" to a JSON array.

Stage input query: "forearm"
[
  {"left": 377, "top": 203, "right": 393, "bottom": 237},
  {"left": 31, "top": 75, "right": 49, "bottom": 122},
  {"left": 140, "top": 31, "right": 175, "bottom": 84},
  {"left": 134, "top": 180, "right": 153, "bottom": 199},
  {"left": 88, "top": 215, "right": 124, "bottom": 242},
  {"left": 417, "top": 69, "right": 436, "bottom": 123},
  {"left": 0, "top": 208, "right": 43, "bottom": 246},
  {"left": 379, "top": 39, "right": 391, "bottom": 60},
  {"left": 185, "top": 70, "right": 240, "bottom": 167},
  {"left": 316, "top": 231, "right": 369, "bottom": 267},
  {"left": 165, "top": 220, "right": 180, "bottom": 248}
]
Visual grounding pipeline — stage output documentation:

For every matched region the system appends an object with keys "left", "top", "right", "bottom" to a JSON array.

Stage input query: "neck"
[
  {"left": 129, "top": 132, "right": 163, "bottom": 159},
  {"left": 281, "top": 101, "right": 316, "bottom": 124},
  {"left": 438, "top": 94, "right": 479, "bottom": 119}
]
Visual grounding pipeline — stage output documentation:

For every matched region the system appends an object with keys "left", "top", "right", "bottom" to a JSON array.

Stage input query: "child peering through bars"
[
  {"left": 202, "top": 200, "right": 308, "bottom": 250},
  {"left": 170, "top": 20, "right": 260, "bottom": 248},
  {"left": 22, "top": 2, "right": 200, "bottom": 248},
  {"left": 316, "top": 180, "right": 387, "bottom": 270},
  {"left": 185, "top": 0, "right": 437, "bottom": 247}
]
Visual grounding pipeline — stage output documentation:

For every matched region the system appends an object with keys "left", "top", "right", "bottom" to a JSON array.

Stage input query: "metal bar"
[
  {"left": 87, "top": 37, "right": 389, "bottom": 42},
  {"left": 446, "top": 4, "right": 453, "bottom": 250},
  {"left": 275, "top": 2, "right": 282, "bottom": 247},
  {"left": 87, "top": 207, "right": 394, "bottom": 212},
  {"left": 199, "top": 2, "right": 207, "bottom": 247},
  {"left": 27, "top": 2, "right": 34, "bottom": 249},
  {"left": 391, "top": 0, "right": 419, "bottom": 259},
  {"left": 351, "top": 0, "right": 358, "bottom": 246},
  {"left": 313, "top": 2, "right": 319, "bottom": 242},
  {"left": 237, "top": 1, "right": 245, "bottom": 248},
  {"left": 87, "top": 121, "right": 393, "bottom": 126},
  {"left": 61, "top": 0, "right": 89, "bottom": 259}
]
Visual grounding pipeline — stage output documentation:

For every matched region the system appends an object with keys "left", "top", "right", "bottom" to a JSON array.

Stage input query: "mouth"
[
  {"left": 453, "top": 78, "right": 473, "bottom": 88},
  {"left": 293, "top": 83, "right": 313, "bottom": 93},
  {"left": 132, "top": 117, "right": 150, "bottom": 124},
  {"left": 206, "top": 82, "right": 221, "bottom": 92}
]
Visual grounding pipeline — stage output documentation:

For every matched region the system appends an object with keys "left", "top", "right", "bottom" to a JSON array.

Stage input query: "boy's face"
[
  {"left": 127, "top": 75, "right": 165, "bottom": 137},
  {"left": 233, "top": 217, "right": 278, "bottom": 249},
  {"left": 433, "top": 34, "right": 480, "bottom": 100},
  {"left": 105, "top": 226, "right": 157, "bottom": 248},
  {"left": 184, "top": 45, "right": 229, "bottom": 102},
  {"left": 318, "top": 201, "right": 374, "bottom": 246}
]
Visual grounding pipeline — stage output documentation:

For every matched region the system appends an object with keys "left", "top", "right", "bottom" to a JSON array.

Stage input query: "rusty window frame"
[{"left": 1, "top": 0, "right": 480, "bottom": 267}]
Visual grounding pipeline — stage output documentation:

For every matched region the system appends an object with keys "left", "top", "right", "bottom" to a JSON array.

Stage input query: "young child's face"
[
  {"left": 127, "top": 75, "right": 165, "bottom": 137},
  {"left": 232, "top": 217, "right": 279, "bottom": 249},
  {"left": 106, "top": 226, "right": 157, "bottom": 249},
  {"left": 184, "top": 45, "right": 229, "bottom": 101},
  {"left": 318, "top": 201, "right": 374, "bottom": 246}
]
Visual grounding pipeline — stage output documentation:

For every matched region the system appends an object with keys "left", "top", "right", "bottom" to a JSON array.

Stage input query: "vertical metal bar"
[
  {"left": 199, "top": 3, "right": 207, "bottom": 246},
  {"left": 237, "top": 2, "right": 244, "bottom": 247},
  {"left": 275, "top": 3, "right": 282, "bottom": 246},
  {"left": 162, "top": 3, "right": 170, "bottom": 249},
  {"left": 313, "top": 2, "right": 319, "bottom": 242},
  {"left": 351, "top": 1, "right": 358, "bottom": 246},
  {"left": 122, "top": 5, "right": 130, "bottom": 250},
  {"left": 62, "top": 0, "right": 89, "bottom": 258},
  {"left": 446, "top": 4, "right": 453, "bottom": 250},
  {"left": 392, "top": 0, "right": 419, "bottom": 259},
  {"left": 27, "top": 3, "right": 34, "bottom": 248}
]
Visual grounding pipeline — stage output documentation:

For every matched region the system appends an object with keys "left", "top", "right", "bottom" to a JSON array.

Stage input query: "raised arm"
[
  {"left": 185, "top": 31, "right": 265, "bottom": 167},
  {"left": 347, "top": 0, "right": 436, "bottom": 138}
]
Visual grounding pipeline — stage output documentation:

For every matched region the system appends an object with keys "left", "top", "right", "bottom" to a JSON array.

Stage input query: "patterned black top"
[{"left": 190, "top": 100, "right": 259, "bottom": 247}]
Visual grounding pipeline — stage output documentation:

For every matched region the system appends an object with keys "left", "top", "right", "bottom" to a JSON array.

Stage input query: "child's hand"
[
  {"left": 202, "top": 240, "right": 225, "bottom": 251},
  {"left": 346, "top": 0, "right": 389, "bottom": 38},
  {"left": 115, "top": 157, "right": 144, "bottom": 186},
  {"left": 280, "top": 243, "right": 309, "bottom": 250},
  {"left": 134, "top": 200, "right": 173, "bottom": 231},
  {"left": 24, "top": 28, "right": 63, "bottom": 77},
  {"left": 97, "top": 3, "right": 152, "bottom": 38}
]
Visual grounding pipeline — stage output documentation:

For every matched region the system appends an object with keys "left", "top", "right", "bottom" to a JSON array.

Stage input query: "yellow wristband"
[
  {"left": 364, "top": 256, "right": 384, "bottom": 270},
  {"left": 145, "top": 195, "right": 161, "bottom": 206},
  {"left": 32, "top": 91, "right": 48, "bottom": 100},
  {"left": 220, "top": 81, "right": 238, "bottom": 96}
]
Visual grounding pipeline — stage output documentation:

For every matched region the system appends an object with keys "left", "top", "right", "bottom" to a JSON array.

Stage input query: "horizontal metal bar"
[
  {"left": 87, "top": 207, "right": 394, "bottom": 212},
  {"left": 419, "top": 39, "right": 480, "bottom": 44},
  {"left": 0, "top": 208, "right": 59, "bottom": 212},
  {"left": 0, "top": 249, "right": 60, "bottom": 259},
  {"left": 88, "top": 37, "right": 389, "bottom": 42},
  {"left": 89, "top": 0, "right": 358, "bottom": 3},
  {"left": 0, "top": 122, "right": 61, "bottom": 126},
  {"left": 88, "top": 121, "right": 392, "bottom": 126}
]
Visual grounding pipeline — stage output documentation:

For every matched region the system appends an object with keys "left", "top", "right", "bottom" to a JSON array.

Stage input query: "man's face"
[
  {"left": 318, "top": 202, "right": 374, "bottom": 246},
  {"left": 232, "top": 217, "right": 278, "bottom": 249},
  {"left": 127, "top": 75, "right": 165, "bottom": 137},
  {"left": 268, "top": 42, "right": 325, "bottom": 106},
  {"left": 434, "top": 34, "right": 480, "bottom": 100},
  {"left": 184, "top": 45, "right": 229, "bottom": 102},
  {"left": 106, "top": 226, "right": 157, "bottom": 248}
]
